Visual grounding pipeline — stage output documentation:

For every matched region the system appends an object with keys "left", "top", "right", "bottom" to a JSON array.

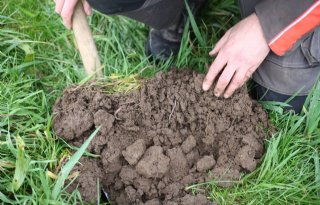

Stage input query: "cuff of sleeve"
[{"left": 255, "top": 0, "right": 320, "bottom": 56}]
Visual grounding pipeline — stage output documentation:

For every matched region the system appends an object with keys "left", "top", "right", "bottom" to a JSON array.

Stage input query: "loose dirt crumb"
[
  {"left": 53, "top": 69, "right": 271, "bottom": 204},
  {"left": 181, "top": 135, "right": 197, "bottom": 154},
  {"left": 196, "top": 155, "right": 216, "bottom": 172},
  {"left": 136, "top": 146, "right": 170, "bottom": 179},
  {"left": 122, "top": 139, "right": 146, "bottom": 165}
]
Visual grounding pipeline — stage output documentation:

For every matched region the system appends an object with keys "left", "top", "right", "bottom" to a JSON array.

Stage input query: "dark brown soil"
[{"left": 52, "top": 69, "right": 271, "bottom": 204}]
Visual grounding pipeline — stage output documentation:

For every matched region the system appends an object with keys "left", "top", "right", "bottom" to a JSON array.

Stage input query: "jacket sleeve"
[{"left": 255, "top": 0, "right": 320, "bottom": 56}]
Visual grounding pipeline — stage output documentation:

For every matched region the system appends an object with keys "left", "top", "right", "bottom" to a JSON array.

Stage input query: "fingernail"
[
  {"left": 224, "top": 94, "right": 229, "bottom": 98},
  {"left": 202, "top": 83, "right": 209, "bottom": 91},
  {"left": 214, "top": 91, "right": 220, "bottom": 97}
]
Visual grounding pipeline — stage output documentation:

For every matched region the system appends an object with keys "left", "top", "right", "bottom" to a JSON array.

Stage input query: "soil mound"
[{"left": 52, "top": 69, "right": 270, "bottom": 204}]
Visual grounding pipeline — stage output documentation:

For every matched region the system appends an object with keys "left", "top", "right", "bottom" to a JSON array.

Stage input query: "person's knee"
[{"left": 87, "top": 0, "right": 146, "bottom": 14}]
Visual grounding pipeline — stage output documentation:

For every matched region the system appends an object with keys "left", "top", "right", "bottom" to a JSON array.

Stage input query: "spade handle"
[{"left": 72, "top": 2, "right": 102, "bottom": 77}]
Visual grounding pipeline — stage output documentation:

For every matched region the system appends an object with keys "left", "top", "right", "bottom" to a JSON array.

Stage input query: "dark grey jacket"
[{"left": 240, "top": 0, "right": 320, "bottom": 56}]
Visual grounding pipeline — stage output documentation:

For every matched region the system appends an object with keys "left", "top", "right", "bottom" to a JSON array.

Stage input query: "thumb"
[{"left": 83, "top": 1, "right": 92, "bottom": 16}]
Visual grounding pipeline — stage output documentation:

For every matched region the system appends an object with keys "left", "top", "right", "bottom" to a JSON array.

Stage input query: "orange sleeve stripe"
[{"left": 269, "top": 1, "right": 320, "bottom": 56}]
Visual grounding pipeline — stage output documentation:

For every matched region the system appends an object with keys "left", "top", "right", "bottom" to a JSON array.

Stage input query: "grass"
[{"left": 0, "top": 0, "right": 319, "bottom": 204}]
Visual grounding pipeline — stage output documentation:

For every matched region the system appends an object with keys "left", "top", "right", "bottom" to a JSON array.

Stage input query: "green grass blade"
[
  {"left": 10, "top": 136, "right": 30, "bottom": 191},
  {"left": 287, "top": 115, "right": 305, "bottom": 136},
  {"left": 314, "top": 151, "right": 320, "bottom": 189},
  {"left": 304, "top": 78, "right": 320, "bottom": 135},
  {"left": 0, "top": 191, "right": 15, "bottom": 203},
  {"left": 51, "top": 127, "right": 100, "bottom": 200},
  {"left": 274, "top": 149, "right": 300, "bottom": 171},
  {"left": 257, "top": 133, "right": 281, "bottom": 180},
  {"left": 184, "top": 0, "right": 205, "bottom": 47}
]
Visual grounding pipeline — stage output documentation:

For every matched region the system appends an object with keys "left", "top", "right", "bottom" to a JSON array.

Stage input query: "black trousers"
[{"left": 87, "top": 0, "right": 186, "bottom": 30}]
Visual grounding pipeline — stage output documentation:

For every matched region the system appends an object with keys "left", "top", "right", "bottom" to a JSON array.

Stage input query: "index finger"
[{"left": 202, "top": 52, "right": 227, "bottom": 92}]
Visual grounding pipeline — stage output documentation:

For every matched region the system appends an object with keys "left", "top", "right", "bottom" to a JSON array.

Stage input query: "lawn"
[{"left": 0, "top": 0, "right": 319, "bottom": 204}]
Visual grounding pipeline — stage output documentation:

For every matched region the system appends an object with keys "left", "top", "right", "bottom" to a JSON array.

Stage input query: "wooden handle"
[{"left": 72, "top": 2, "right": 102, "bottom": 77}]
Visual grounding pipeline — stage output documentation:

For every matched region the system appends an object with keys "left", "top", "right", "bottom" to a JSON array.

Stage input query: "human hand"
[
  {"left": 202, "top": 13, "right": 270, "bottom": 98},
  {"left": 54, "top": 0, "right": 92, "bottom": 29}
]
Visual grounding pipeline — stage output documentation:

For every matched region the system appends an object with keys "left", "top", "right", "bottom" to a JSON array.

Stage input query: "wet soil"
[{"left": 52, "top": 69, "right": 271, "bottom": 204}]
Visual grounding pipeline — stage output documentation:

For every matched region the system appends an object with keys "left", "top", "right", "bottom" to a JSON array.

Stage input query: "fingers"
[
  {"left": 60, "top": 0, "right": 78, "bottom": 29},
  {"left": 55, "top": 0, "right": 91, "bottom": 29},
  {"left": 202, "top": 52, "right": 227, "bottom": 92},
  {"left": 202, "top": 30, "right": 231, "bottom": 92},
  {"left": 83, "top": 1, "right": 92, "bottom": 15},
  {"left": 223, "top": 66, "right": 254, "bottom": 98},
  {"left": 204, "top": 61, "right": 256, "bottom": 98},
  {"left": 214, "top": 63, "right": 236, "bottom": 97},
  {"left": 55, "top": 0, "right": 65, "bottom": 14}
]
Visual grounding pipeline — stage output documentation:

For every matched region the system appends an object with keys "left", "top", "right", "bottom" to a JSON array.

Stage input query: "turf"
[{"left": 0, "top": 0, "right": 319, "bottom": 204}]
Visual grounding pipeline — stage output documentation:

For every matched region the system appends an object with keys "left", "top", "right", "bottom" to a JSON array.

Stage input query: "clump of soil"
[{"left": 52, "top": 69, "right": 270, "bottom": 204}]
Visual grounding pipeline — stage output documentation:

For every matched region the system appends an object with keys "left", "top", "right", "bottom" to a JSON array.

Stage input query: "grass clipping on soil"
[{"left": 52, "top": 69, "right": 271, "bottom": 205}]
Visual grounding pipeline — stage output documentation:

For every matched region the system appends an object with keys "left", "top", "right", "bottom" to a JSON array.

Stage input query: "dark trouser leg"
[
  {"left": 239, "top": 0, "right": 320, "bottom": 113},
  {"left": 88, "top": 0, "right": 184, "bottom": 29},
  {"left": 250, "top": 82, "right": 307, "bottom": 113},
  {"left": 87, "top": 0, "right": 207, "bottom": 59},
  {"left": 119, "top": 0, "right": 207, "bottom": 60},
  {"left": 87, "top": 0, "right": 206, "bottom": 29}
]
